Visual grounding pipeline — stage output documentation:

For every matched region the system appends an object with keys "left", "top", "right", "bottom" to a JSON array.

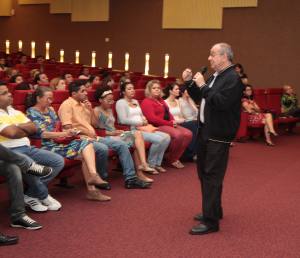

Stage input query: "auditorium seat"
[
  {"left": 134, "top": 89, "right": 145, "bottom": 103},
  {"left": 253, "top": 89, "right": 267, "bottom": 111},
  {"left": 135, "top": 79, "right": 147, "bottom": 89},
  {"left": 13, "top": 90, "right": 33, "bottom": 112},
  {"left": 52, "top": 90, "right": 69, "bottom": 112},
  {"left": 7, "top": 83, "right": 18, "bottom": 93}
]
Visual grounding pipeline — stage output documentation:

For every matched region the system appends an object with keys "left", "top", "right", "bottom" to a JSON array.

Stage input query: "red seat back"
[
  {"left": 253, "top": 89, "right": 267, "bottom": 110},
  {"left": 265, "top": 88, "right": 283, "bottom": 114}
]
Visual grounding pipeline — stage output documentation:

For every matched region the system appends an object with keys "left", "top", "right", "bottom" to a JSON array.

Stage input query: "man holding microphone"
[{"left": 182, "top": 43, "right": 244, "bottom": 235}]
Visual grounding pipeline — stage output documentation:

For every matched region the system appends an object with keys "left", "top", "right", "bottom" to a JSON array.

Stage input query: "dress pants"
[{"left": 196, "top": 131, "right": 230, "bottom": 226}]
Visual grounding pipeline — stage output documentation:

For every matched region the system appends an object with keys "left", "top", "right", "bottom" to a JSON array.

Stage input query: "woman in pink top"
[{"left": 141, "top": 80, "right": 192, "bottom": 169}]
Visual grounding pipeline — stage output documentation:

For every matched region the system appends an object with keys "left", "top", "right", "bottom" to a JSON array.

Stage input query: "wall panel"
[
  {"left": 223, "top": 0, "right": 258, "bottom": 8},
  {"left": 71, "top": 0, "right": 109, "bottom": 22},
  {"left": 163, "top": 0, "right": 222, "bottom": 29},
  {"left": 50, "top": 0, "right": 71, "bottom": 14},
  {"left": 0, "top": 0, "right": 13, "bottom": 16},
  {"left": 18, "top": 0, "right": 50, "bottom": 4}
]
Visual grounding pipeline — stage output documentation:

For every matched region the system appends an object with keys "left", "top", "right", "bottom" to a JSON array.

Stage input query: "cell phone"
[{"left": 75, "top": 130, "right": 81, "bottom": 135}]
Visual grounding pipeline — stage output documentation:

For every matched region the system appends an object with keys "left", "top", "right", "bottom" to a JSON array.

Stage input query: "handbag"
[
  {"left": 137, "top": 124, "right": 158, "bottom": 133},
  {"left": 53, "top": 121, "right": 80, "bottom": 145}
]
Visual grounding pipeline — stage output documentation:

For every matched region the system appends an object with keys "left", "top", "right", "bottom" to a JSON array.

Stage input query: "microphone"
[
  {"left": 200, "top": 66, "right": 208, "bottom": 75},
  {"left": 188, "top": 66, "right": 208, "bottom": 88}
]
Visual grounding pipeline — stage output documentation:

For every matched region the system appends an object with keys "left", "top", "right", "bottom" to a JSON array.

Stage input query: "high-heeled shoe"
[{"left": 266, "top": 141, "right": 275, "bottom": 146}]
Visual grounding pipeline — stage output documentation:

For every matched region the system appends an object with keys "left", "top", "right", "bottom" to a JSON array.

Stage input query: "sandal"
[
  {"left": 155, "top": 166, "right": 167, "bottom": 173},
  {"left": 138, "top": 165, "right": 159, "bottom": 175},
  {"left": 171, "top": 160, "right": 185, "bottom": 169}
]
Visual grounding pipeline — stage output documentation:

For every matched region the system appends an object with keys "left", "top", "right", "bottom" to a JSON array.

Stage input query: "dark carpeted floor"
[{"left": 1, "top": 131, "right": 300, "bottom": 258}]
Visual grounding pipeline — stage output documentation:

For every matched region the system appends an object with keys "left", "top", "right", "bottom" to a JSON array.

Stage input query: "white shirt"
[
  {"left": 200, "top": 72, "right": 218, "bottom": 123},
  {"left": 0, "top": 106, "right": 31, "bottom": 148}
]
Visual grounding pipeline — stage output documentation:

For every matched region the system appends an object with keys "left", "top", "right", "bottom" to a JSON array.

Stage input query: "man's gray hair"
[{"left": 217, "top": 43, "right": 234, "bottom": 62}]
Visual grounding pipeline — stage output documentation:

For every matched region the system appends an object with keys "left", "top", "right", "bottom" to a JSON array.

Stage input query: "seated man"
[
  {"left": 0, "top": 144, "right": 53, "bottom": 233},
  {"left": 0, "top": 82, "right": 64, "bottom": 212},
  {"left": 58, "top": 80, "right": 150, "bottom": 189}
]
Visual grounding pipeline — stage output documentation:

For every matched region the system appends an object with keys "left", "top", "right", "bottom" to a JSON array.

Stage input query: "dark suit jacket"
[{"left": 186, "top": 65, "right": 244, "bottom": 142}]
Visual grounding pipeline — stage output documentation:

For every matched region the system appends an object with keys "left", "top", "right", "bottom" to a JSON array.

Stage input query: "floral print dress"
[{"left": 27, "top": 107, "right": 90, "bottom": 159}]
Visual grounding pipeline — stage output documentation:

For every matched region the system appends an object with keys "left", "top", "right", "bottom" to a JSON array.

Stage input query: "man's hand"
[
  {"left": 182, "top": 68, "right": 193, "bottom": 82},
  {"left": 193, "top": 72, "right": 206, "bottom": 87},
  {"left": 83, "top": 100, "right": 93, "bottom": 111}
]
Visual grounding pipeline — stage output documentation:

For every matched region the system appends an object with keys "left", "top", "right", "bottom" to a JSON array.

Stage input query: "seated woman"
[
  {"left": 179, "top": 86, "right": 198, "bottom": 121},
  {"left": 0, "top": 57, "right": 8, "bottom": 72},
  {"left": 78, "top": 67, "right": 90, "bottom": 79},
  {"left": 163, "top": 83, "right": 198, "bottom": 161},
  {"left": 26, "top": 87, "right": 111, "bottom": 201},
  {"left": 281, "top": 85, "right": 300, "bottom": 118},
  {"left": 242, "top": 85, "right": 278, "bottom": 146},
  {"left": 94, "top": 86, "right": 156, "bottom": 182},
  {"left": 88, "top": 75, "right": 101, "bottom": 88},
  {"left": 141, "top": 80, "right": 192, "bottom": 168},
  {"left": 50, "top": 77, "right": 67, "bottom": 90},
  {"left": 116, "top": 82, "right": 171, "bottom": 173},
  {"left": 9, "top": 74, "right": 24, "bottom": 84},
  {"left": 118, "top": 76, "right": 131, "bottom": 89}
]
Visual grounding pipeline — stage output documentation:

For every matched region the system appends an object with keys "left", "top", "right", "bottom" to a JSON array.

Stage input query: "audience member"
[
  {"left": 78, "top": 67, "right": 90, "bottom": 79},
  {"left": 281, "top": 85, "right": 300, "bottom": 118},
  {"left": 242, "top": 85, "right": 278, "bottom": 146},
  {"left": 0, "top": 82, "right": 64, "bottom": 212},
  {"left": 0, "top": 145, "right": 53, "bottom": 231},
  {"left": 26, "top": 87, "right": 111, "bottom": 201},
  {"left": 0, "top": 57, "right": 7, "bottom": 72},
  {"left": 62, "top": 73, "right": 74, "bottom": 85},
  {"left": 94, "top": 86, "right": 156, "bottom": 182},
  {"left": 163, "top": 83, "right": 198, "bottom": 161},
  {"left": 58, "top": 80, "right": 150, "bottom": 189},
  {"left": 9, "top": 74, "right": 24, "bottom": 84},
  {"left": 116, "top": 82, "right": 170, "bottom": 173},
  {"left": 88, "top": 75, "right": 101, "bottom": 88},
  {"left": 141, "top": 80, "right": 192, "bottom": 168},
  {"left": 33, "top": 73, "right": 49, "bottom": 88},
  {"left": 50, "top": 77, "right": 67, "bottom": 90},
  {"left": 119, "top": 76, "right": 131, "bottom": 89}
]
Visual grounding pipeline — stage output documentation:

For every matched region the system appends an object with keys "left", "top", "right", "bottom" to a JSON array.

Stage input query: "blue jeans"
[
  {"left": 11, "top": 146, "right": 64, "bottom": 200},
  {"left": 0, "top": 162, "right": 26, "bottom": 221},
  {"left": 96, "top": 137, "right": 136, "bottom": 181},
  {"left": 142, "top": 131, "right": 170, "bottom": 167},
  {"left": 91, "top": 141, "right": 109, "bottom": 178}
]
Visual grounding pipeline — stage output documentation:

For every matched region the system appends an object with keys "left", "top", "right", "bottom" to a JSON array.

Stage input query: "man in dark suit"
[{"left": 182, "top": 43, "right": 244, "bottom": 235}]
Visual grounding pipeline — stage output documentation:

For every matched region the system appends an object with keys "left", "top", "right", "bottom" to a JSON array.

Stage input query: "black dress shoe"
[
  {"left": 0, "top": 233, "right": 19, "bottom": 246},
  {"left": 189, "top": 223, "right": 219, "bottom": 235},
  {"left": 125, "top": 177, "right": 151, "bottom": 189},
  {"left": 194, "top": 213, "right": 223, "bottom": 221},
  {"left": 96, "top": 182, "right": 111, "bottom": 191}
]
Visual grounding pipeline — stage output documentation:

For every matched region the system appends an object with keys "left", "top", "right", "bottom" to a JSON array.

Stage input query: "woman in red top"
[
  {"left": 141, "top": 80, "right": 192, "bottom": 168},
  {"left": 242, "top": 85, "right": 278, "bottom": 146}
]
